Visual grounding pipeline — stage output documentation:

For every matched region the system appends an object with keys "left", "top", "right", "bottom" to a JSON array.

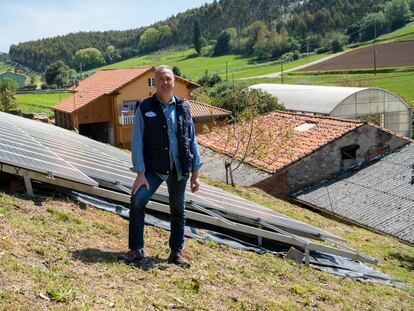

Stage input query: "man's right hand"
[{"left": 132, "top": 172, "right": 149, "bottom": 194}]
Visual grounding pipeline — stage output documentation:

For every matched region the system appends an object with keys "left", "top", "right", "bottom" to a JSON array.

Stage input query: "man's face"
[{"left": 154, "top": 69, "right": 175, "bottom": 95}]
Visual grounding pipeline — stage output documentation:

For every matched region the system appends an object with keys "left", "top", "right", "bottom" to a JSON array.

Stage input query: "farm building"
[
  {"left": 53, "top": 67, "right": 231, "bottom": 149},
  {"left": 250, "top": 84, "right": 412, "bottom": 138},
  {"left": 197, "top": 111, "right": 410, "bottom": 198},
  {"left": 293, "top": 143, "right": 414, "bottom": 244},
  {"left": 0, "top": 71, "right": 26, "bottom": 88}
]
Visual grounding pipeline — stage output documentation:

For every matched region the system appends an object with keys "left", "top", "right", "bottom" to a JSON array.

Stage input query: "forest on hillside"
[{"left": 8, "top": 0, "right": 413, "bottom": 73}]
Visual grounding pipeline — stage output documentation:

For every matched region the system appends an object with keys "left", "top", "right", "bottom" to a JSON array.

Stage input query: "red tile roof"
[
  {"left": 53, "top": 67, "right": 200, "bottom": 113},
  {"left": 54, "top": 67, "right": 153, "bottom": 113},
  {"left": 188, "top": 100, "right": 231, "bottom": 119},
  {"left": 197, "top": 111, "right": 365, "bottom": 173}
]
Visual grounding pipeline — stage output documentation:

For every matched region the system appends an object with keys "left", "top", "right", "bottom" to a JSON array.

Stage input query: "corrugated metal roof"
[
  {"left": 293, "top": 144, "right": 414, "bottom": 244},
  {"left": 250, "top": 84, "right": 374, "bottom": 114}
]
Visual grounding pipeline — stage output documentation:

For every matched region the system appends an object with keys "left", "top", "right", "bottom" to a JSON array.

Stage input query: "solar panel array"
[
  {"left": 294, "top": 144, "right": 414, "bottom": 244},
  {"left": 0, "top": 112, "right": 340, "bottom": 242},
  {"left": 0, "top": 113, "right": 96, "bottom": 186}
]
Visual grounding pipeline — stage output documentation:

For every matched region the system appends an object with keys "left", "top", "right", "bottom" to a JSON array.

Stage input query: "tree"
[
  {"left": 213, "top": 31, "right": 231, "bottom": 56},
  {"left": 104, "top": 45, "right": 121, "bottom": 64},
  {"left": 44, "top": 60, "right": 70, "bottom": 87},
  {"left": 0, "top": 78, "right": 18, "bottom": 111},
  {"left": 243, "top": 21, "right": 268, "bottom": 54},
  {"left": 206, "top": 88, "right": 285, "bottom": 186},
  {"left": 320, "top": 32, "right": 349, "bottom": 53},
  {"left": 73, "top": 48, "right": 105, "bottom": 71},
  {"left": 360, "top": 12, "right": 387, "bottom": 41},
  {"left": 216, "top": 87, "right": 283, "bottom": 118},
  {"left": 172, "top": 66, "right": 181, "bottom": 76},
  {"left": 384, "top": 0, "right": 411, "bottom": 30},
  {"left": 197, "top": 70, "right": 222, "bottom": 87},
  {"left": 193, "top": 20, "right": 202, "bottom": 55},
  {"left": 139, "top": 27, "right": 160, "bottom": 52},
  {"left": 157, "top": 24, "right": 172, "bottom": 46}
]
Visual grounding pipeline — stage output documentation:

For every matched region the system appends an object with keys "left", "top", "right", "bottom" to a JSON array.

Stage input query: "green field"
[
  {"left": 348, "top": 22, "right": 414, "bottom": 49},
  {"left": 244, "top": 71, "right": 414, "bottom": 106},
  {"left": 375, "top": 21, "right": 414, "bottom": 42},
  {"left": 0, "top": 62, "right": 13, "bottom": 73},
  {"left": 15, "top": 92, "right": 72, "bottom": 116},
  {"left": 83, "top": 23, "right": 414, "bottom": 83},
  {"left": 86, "top": 46, "right": 330, "bottom": 81}
]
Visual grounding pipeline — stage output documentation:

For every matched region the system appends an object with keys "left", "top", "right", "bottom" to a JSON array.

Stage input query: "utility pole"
[
  {"left": 373, "top": 50, "right": 377, "bottom": 75},
  {"left": 281, "top": 60, "right": 284, "bottom": 84}
]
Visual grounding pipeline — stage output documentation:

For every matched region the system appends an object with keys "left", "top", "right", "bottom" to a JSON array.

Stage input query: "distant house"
[
  {"left": 53, "top": 67, "right": 231, "bottom": 149},
  {"left": 0, "top": 71, "right": 26, "bottom": 88},
  {"left": 197, "top": 111, "right": 410, "bottom": 198},
  {"left": 250, "top": 84, "right": 412, "bottom": 138}
]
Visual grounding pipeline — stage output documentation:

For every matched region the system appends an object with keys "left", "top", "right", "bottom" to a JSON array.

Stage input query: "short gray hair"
[{"left": 155, "top": 65, "right": 173, "bottom": 76}]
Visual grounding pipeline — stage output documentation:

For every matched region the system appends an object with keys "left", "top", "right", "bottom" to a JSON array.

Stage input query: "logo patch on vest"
[{"left": 145, "top": 111, "right": 157, "bottom": 117}]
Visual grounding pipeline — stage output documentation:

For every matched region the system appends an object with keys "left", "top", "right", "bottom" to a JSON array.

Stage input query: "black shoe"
[
  {"left": 167, "top": 250, "right": 191, "bottom": 267},
  {"left": 118, "top": 249, "right": 145, "bottom": 262}
]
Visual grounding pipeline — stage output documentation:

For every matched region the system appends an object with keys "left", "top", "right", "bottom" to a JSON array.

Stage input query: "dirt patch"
[{"left": 301, "top": 41, "right": 414, "bottom": 71}]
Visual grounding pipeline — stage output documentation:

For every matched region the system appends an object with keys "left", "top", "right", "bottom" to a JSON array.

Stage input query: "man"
[{"left": 119, "top": 65, "right": 202, "bottom": 267}]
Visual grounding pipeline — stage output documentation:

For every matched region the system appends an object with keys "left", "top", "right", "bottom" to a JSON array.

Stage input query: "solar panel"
[
  {"left": 0, "top": 112, "right": 341, "bottom": 241},
  {"left": 2, "top": 112, "right": 381, "bottom": 264},
  {"left": 0, "top": 113, "right": 96, "bottom": 186}
]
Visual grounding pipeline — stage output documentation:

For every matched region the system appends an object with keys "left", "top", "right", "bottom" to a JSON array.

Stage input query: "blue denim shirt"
[{"left": 131, "top": 96, "right": 202, "bottom": 180}]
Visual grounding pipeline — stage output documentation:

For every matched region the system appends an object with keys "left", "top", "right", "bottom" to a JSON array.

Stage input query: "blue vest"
[{"left": 139, "top": 94, "right": 194, "bottom": 176}]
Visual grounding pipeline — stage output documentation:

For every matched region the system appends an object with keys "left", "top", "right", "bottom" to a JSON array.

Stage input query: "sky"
[{"left": 0, "top": 0, "right": 216, "bottom": 53}]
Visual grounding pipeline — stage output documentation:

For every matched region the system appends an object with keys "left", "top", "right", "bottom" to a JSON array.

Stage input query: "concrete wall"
[{"left": 275, "top": 124, "right": 408, "bottom": 196}]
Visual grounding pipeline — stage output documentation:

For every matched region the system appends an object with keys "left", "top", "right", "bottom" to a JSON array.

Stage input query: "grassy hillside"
[
  {"left": 0, "top": 62, "right": 13, "bottom": 73},
  {"left": 85, "top": 46, "right": 330, "bottom": 81},
  {"left": 378, "top": 21, "right": 414, "bottom": 42},
  {"left": 246, "top": 71, "right": 414, "bottom": 106},
  {"left": 15, "top": 92, "right": 72, "bottom": 116},
  {"left": 0, "top": 178, "right": 413, "bottom": 310},
  {"left": 357, "top": 21, "right": 414, "bottom": 46}
]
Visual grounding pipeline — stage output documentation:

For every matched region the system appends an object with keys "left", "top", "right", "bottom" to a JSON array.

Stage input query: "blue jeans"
[{"left": 129, "top": 170, "right": 189, "bottom": 252}]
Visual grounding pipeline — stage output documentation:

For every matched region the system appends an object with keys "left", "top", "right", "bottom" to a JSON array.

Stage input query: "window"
[
  {"left": 147, "top": 77, "right": 155, "bottom": 88},
  {"left": 294, "top": 121, "right": 317, "bottom": 132},
  {"left": 122, "top": 100, "right": 137, "bottom": 112},
  {"left": 341, "top": 144, "right": 360, "bottom": 160}
]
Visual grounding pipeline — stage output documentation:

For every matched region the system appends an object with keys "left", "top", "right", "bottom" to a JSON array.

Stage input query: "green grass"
[
  {"left": 15, "top": 92, "right": 72, "bottom": 116},
  {"left": 0, "top": 62, "right": 13, "bottom": 72},
  {"left": 85, "top": 46, "right": 330, "bottom": 81},
  {"left": 349, "top": 22, "right": 414, "bottom": 48},
  {"left": 245, "top": 71, "right": 414, "bottom": 106},
  {"left": 0, "top": 182, "right": 413, "bottom": 310},
  {"left": 375, "top": 21, "right": 414, "bottom": 42},
  {"left": 82, "top": 23, "right": 414, "bottom": 83}
]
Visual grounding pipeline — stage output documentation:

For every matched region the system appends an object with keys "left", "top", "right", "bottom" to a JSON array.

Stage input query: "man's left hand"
[{"left": 190, "top": 171, "right": 200, "bottom": 193}]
